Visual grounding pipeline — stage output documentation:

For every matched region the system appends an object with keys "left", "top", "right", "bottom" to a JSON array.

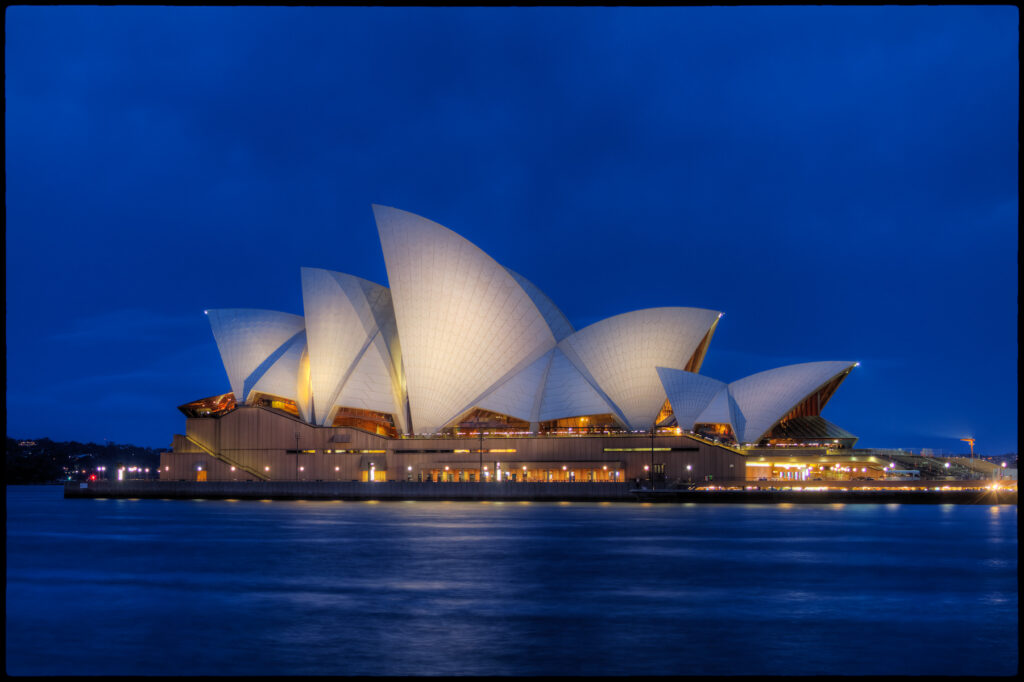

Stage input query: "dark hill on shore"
[{"left": 6, "top": 437, "right": 162, "bottom": 484}]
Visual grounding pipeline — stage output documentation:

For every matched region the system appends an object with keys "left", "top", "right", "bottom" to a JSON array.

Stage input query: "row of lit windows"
[
  {"left": 284, "top": 449, "right": 388, "bottom": 454},
  {"left": 282, "top": 448, "right": 523, "bottom": 455}
]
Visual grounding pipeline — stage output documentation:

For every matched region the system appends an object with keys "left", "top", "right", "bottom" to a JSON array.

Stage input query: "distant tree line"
[{"left": 6, "top": 437, "right": 163, "bottom": 484}]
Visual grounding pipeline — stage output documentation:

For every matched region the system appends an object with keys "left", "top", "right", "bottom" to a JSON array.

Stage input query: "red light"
[{"left": 89, "top": 475, "right": 97, "bottom": 481}]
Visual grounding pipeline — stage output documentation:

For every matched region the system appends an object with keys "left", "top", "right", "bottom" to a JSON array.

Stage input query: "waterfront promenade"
[{"left": 64, "top": 480, "right": 1016, "bottom": 504}]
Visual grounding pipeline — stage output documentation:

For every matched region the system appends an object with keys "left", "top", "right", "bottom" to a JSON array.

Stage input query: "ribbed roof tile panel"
[
  {"left": 695, "top": 386, "right": 731, "bottom": 425},
  {"left": 206, "top": 309, "right": 305, "bottom": 403},
  {"left": 373, "top": 205, "right": 557, "bottom": 433},
  {"left": 295, "top": 346, "right": 312, "bottom": 422},
  {"left": 539, "top": 348, "right": 617, "bottom": 421},
  {"left": 301, "top": 268, "right": 390, "bottom": 425},
  {"left": 355, "top": 278, "right": 408, "bottom": 432},
  {"left": 335, "top": 334, "right": 399, "bottom": 416},
  {"left": 559, "top": 307, "right": 721, "bottom": 430},
  {"left": 476, "top": 350, "right": 554, "bottom": 422},
  {"left": 727, "top": 392, "right": 746, "bottom": 440},
  {"left": 505, "top": 268, "right": 574, "bottom": 342},
  {"left": 249, "top": 331, "right": 307, "bottom": 403},
  {"left": 728, "top": 361, "right": 856, "bottom": 443},
  {"left": 656, "top": 367, "right": 728, "bottom": 430}
]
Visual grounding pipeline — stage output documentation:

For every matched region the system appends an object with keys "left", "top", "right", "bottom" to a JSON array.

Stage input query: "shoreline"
[{"left": 60, "top": 480, "right": 1016, "bottom": 505}]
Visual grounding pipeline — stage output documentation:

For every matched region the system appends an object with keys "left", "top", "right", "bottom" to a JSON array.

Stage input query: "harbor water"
[{"left": 6, "top": 485, "right": 1017, "bottom": 676}]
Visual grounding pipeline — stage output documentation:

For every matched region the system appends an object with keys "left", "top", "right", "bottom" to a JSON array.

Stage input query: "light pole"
[
  {"left": 294, "top": 432, "right": 300, "bottom": 481},
  {"left": 650, "top": 426, "right": 656, "bottom": 490}
]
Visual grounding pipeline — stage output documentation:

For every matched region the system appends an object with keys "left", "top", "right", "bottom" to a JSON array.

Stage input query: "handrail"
[
  {"left": 680, "top": 431, "right": 746, "bottom": 455},
  {"left": 185, "top": 435, "right": 270, "bottom": 481}
]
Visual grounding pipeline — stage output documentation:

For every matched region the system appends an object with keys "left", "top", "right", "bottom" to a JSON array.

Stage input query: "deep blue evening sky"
[{"left": 5, "top": 7, "right": 1018, "bottom": 453}]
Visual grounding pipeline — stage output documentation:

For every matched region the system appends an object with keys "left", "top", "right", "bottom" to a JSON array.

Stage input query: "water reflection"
[{"left": 5, "top": 487, "right": 1017, "bottom": 676}]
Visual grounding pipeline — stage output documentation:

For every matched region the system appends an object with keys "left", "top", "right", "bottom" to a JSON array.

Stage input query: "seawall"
[{"left": 63, "top": 481, "right": 1016, "bottom": 504}]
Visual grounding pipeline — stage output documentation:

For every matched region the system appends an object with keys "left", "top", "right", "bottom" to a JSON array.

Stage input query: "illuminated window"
[
  {"left": 444, "top": 407, "right": 530, "bottom": 436},
  {"left": 331, "top": 406, "right": 398, "bottom": 437},
  {"left": 539, "top": 414, "right": 625, "bottom": 434},
  {"left": 177, "top": 393, "right": 236, "bottom": 418}
]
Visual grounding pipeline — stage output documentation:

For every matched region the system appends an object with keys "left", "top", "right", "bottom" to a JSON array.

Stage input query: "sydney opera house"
[{"left": 161, "top": 205, "right": 866, "bottom": 484}]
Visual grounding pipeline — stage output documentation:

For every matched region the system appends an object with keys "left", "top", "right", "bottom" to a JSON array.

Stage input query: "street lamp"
[
  {"left": 686, "top": 464, "right": 692, "bottom": 485},
  {"left": 294, "top": 432, "right": 300, "bottom": 481}
]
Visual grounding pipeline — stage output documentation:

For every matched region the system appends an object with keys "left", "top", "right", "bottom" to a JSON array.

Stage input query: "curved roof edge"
[
  {"left": 568, "top": 305, "right": 722, "bottom": 337},
  {"left": 504, "top": 267, "right": 575, "bottom": 342},
  {"left": 372, "top": 204, "right": 557, "bottom": 433},
  {"left": 656, "top": 367, "right": 728, "bottom": 430},
  {"left": 559, "top": 306, "right": 722, "bottom": 429},
  {"left": 206, "top": 308, "right": 305, "bottom": 404},
  {"left": 728, "top": 361, "right": 857, "bottom": 443}
]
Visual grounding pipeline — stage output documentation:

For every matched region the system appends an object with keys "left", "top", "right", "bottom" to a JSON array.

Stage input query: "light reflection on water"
[{"left": 5, "top": 486, "right": 1017, "bottom": 676}]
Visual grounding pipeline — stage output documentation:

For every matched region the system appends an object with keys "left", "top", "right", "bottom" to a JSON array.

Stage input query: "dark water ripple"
[{"left": 6, "top": 487, "right": 1017, "bottom": 676}]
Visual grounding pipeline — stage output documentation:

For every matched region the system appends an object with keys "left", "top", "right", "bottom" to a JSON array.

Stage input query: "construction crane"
[{"left": 961, "top": 438, "right": 976, "bottom": 480}]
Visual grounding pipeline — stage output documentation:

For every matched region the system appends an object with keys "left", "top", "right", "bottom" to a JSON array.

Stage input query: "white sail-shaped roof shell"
[
  {"left": 301, "top": 267, "right": 406, "bottom": 430},
  {"left": 727, "top": 361, "right": 856, "bottom": 443},
  {"left": 334, "top": 337, "right": 403, "bottom": 420},
  {"left": 248, "top": 331, "right": 307, "bottom": 402},
  {"left": 475, "top": 345, "right": 628, "bottom": 426},
  {"left": 373, "top": 205, "right": 557, "bottom": 433},
  {"left": 505, "top": 268, "right": 574, "bottom": 342},
  {"left": 558, "top": 307, "right": 721, "bottom": 430},
  {"left": 475, "top": 349, "right": 554, "bottom": 423},
  {"left": 539, "top": 347, "right": 619, "bottom": 422},
  {"left": 656, "top": 368, "right": 728, "bottom": 430},
  {"left": 206, "top": 309, "right": 306, "bottom": 404},
  {"left": 695, "top": 386, "right": 738, "bottom": 428}
]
